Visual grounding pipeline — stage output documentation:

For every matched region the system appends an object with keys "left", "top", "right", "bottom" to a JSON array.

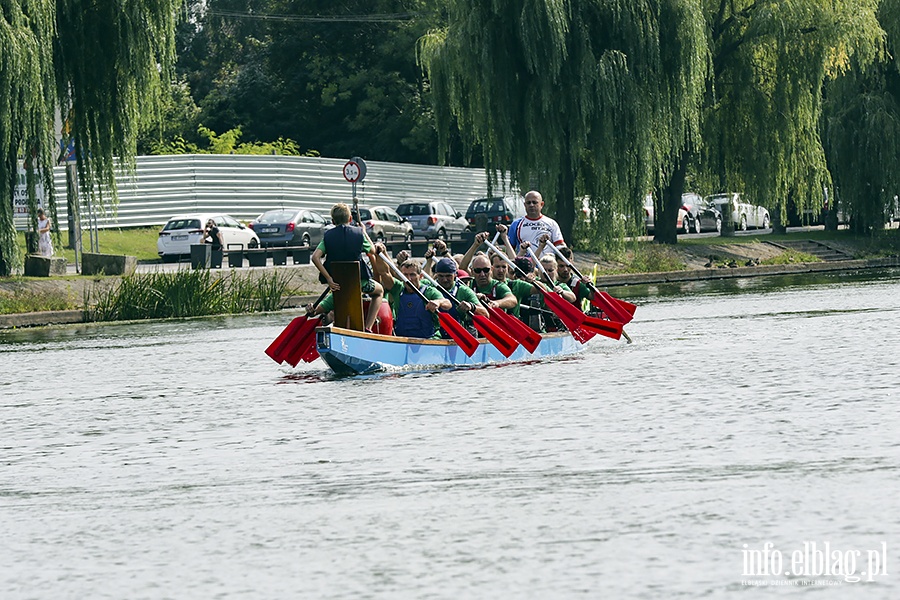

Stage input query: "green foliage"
[
  {"left": 0, "top": 285, "right": 75, "bottom": 315},
  {"left": 420, "top": 0, "right": 708, "bottom": 247},
  {"left": 760, "top": 250, "right": 820, "bottom": 265},
  {"left": 148, "top": 125, "right": 314, "bottom": 156},
  {"left": 823, "top": 0, "right": 900, "bottom": 232},
  {"left": 85, "top": 269, "right": 293, "bottom": 321},
  {"left": 619, "top": 243, "right": 686, "bottom": 274},
  {"left": 0, "top": 0, "right": 180, "bottom": 275},
  {"left": 697, "top": 0, "right": 883, "bottom": 229},
  {"left": 176, "top": 0, "right": 443, "bottom": 164}
]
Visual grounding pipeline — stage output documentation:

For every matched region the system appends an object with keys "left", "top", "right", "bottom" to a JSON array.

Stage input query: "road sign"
[{"left": 343, "top": 160, "right": 361, "bottom": 183}]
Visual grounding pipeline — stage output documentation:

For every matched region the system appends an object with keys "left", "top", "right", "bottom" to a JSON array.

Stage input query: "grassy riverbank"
[{"left": 3, "top": 226, "right": 899, "bottom": 318}]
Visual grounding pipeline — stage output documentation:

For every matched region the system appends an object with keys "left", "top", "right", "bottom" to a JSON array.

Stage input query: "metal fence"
[{"left": 32, "top": 154, "right": 511, "bottom": 229}]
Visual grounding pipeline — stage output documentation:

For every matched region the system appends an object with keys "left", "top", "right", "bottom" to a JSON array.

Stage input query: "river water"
[{"left": 1, "top": 269, "right": 898, "bottom": 598}]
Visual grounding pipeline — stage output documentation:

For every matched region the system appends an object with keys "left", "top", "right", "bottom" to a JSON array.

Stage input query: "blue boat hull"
[{"left": 316, "top": 326, "right": 583, "bottom": 375}]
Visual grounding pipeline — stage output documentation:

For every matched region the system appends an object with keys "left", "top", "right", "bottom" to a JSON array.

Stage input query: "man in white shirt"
[{"left": 508, "top": 190, "right": 566, "bottom": 256}]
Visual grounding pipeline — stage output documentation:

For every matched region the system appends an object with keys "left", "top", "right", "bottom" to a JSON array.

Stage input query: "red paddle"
[
  {"left": 547, "top": 244, "right": 636, "bottom": 323},
  {"left": 482, "top": 302, "right": 542, "bottom": 353},
  {"left": 420, "top": 269, "right": 518, "bottom": 358},
  {"left": 265, "top": 288, "right": 329, "bottom": 364}
]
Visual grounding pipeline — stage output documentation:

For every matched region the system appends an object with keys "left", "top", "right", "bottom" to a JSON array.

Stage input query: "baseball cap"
[{"left": 434, "top": 257, "right": 458, "bottom": 274}]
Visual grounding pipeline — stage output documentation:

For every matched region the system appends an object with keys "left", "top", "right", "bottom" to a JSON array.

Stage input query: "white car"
[
  {"left": 157, "top": 213, "right": 260, "bottom": 262},
  {"left": 706, "top": 193, "right": 770, "bottom": 231}
]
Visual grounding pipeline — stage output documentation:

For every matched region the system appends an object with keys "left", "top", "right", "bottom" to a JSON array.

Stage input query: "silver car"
[
  {"left": 354, "top": 205, "right": 413, "bottom": 243},
  {"left": 706, "top": 193, "right": 770, "bottom": 230},
  {"left": 396, "top": 201, "right": 469, "bottom": 240}
]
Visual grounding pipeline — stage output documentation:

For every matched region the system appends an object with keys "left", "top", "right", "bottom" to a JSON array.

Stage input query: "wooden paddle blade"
[
  {"left": 486, "top": 306, "right": 541, "bottom": 353},
  {"left": 472, "top": 314, "right": 518, "bottom": 358},
  {"left": 589, "top": 291, "right": 631, "bottom": 325},
  {"left": 438, "top": 312, "right": 479, "bottom": 357},
  {"left": 580, "top": 314, "right": 624, "bottom": 340},
  {"left": 540, "top": 288, "right": 587, "bottom": 332},
  {"left": 265, "top": 316, "right": 309, "bottom": 363}
]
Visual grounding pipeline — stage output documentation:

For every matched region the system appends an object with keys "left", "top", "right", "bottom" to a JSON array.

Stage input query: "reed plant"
[{"left": 86, "top": 269, "right": 292, "bottom": 321}]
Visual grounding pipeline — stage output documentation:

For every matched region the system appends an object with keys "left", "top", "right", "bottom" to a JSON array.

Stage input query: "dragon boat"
[{"left": 315, "top": 325, "right": 582, "bottom": 376}]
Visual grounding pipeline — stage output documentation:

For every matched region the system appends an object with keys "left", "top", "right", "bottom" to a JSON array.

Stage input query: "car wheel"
[
  {"left": 715, "top": 217, "right": 722, "bottom": 233},
  {"left": 740, "top": 215, "right": 748, "bottom": 231},
  {"left": 248, "top": 238, "right": 259, "bottom": 249},
  {"left": 376, "top": 232, "right": 385, "bottom": 243},
  {"left": 161, "top": 254, "right": 177, "bottom": 264},
  {"left": 437, "top": 228, "right": 447, "bottom": 241},
  {"left": 404, "top": 231, "right": 413, "bottom": 244},
  {"left": 683, "top": 218, "right": 691, "bottom": 234},
  {"left": 762, "top": 215, "right": 770, "bottom": 230},
  {"left": 302, "top": 233, "right": 311, "bottom": 247},
  {"left": 693, "top": 217, "right": 702, "bottom": 234}
]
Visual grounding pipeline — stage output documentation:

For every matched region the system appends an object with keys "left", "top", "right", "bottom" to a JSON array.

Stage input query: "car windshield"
[
  {"left": 397, "top": 204, "right": 430, "bottom": 216},
  {"left": 259, "top": 210, "right": 296, "bottom": 223},
  {"left": 163, "top": 218, "right": 201, "bottom": 231}
]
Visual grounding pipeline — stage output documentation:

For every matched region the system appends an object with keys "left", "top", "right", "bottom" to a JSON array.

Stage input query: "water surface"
[{"left": 2, "top": 269, "right": 899, "bottom": 598}]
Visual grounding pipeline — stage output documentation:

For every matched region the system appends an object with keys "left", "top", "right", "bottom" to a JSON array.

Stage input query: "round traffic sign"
[{"left": 343, "top": 161, "right": 361, "bottom": 183}]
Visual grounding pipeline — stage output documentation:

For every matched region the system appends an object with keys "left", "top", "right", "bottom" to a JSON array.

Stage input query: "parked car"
[
  {"left": 396, "top": 201, "right": 469, "bottom": 241},
  {"left": 464, "top": 196, "right": 526, "bottom": 232},
  {"left": 248, "top": 209, "right": 328, "bottom": 248},
  {"left": 157, "top": 213, "right": 260, "bottom": 262},
  {"left": 706, "top": 193, "right": 770, "bottom": 230},
  {"left": 680, "top": 193, "right": 722, "bottom": 233},
  {"left": 642, "top": 194, "right": 689, "bottom": 233},
  {"left": 353, "top": 205, "right": 413, "bottom": 242}
]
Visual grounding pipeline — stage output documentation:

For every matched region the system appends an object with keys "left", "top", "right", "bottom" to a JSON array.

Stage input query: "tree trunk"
[
  {"left": 557, "top": 148, "right": 576, "bottom": 247},
  {"left": 771, "top": 209, "right": 787, "bottom": 234},
  {"left": 655, "top": 150, "right": 688, "bottom": 244}
]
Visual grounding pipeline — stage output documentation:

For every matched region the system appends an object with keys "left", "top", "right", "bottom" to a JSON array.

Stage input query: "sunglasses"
[{"left": 472, "top": 267, "right": 491, "bottom": 274}]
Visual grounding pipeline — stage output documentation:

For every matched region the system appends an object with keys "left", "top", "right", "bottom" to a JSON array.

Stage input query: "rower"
[
  {"left": 373, "top": 252, "right": 450, "bottom": 339},
  {"left": 467, "top": 253, "right": 518, "bottom": 313},
  {"left": 430, "top": 257, "right": 487, "bottom": 338}
]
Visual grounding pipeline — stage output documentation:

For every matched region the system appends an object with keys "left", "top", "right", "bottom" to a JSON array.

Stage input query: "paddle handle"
[
  {"left": 419, "top": 270, "right": 463, "bottom": 308},
  {"left": 526, "top": 246, "right": 555, "bottom": 291},
  {"left": 378, "top": 251, "right": 432, "bottom": 306},
  {"left": 483, "top": 240, "right": 529, "bottom": 279},
  {"left": 310, "top": 287, "right": 330, "bottom": 309}
]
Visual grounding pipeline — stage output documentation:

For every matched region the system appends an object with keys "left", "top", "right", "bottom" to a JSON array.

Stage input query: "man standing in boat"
[
  {"left": 431, "top": 257, "right": 487, "bottom": 338},
  {"left": 373, "top": 253, "right": 450, "bottom": 339},
  {"left": 312, "top": 202, "right": 384, "bottom": 333},
  {"left": 508, "top": 190, "right": 566, "bottom": 257}
]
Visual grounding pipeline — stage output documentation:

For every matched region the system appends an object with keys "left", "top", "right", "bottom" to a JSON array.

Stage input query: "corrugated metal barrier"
[{"left": 37, "top": 154, "right": 508, "bottom": 229}]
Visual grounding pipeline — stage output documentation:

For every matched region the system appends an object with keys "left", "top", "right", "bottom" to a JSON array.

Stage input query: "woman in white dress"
[{"left": 37, "top": 208, "right": 53, "bottom": 257}]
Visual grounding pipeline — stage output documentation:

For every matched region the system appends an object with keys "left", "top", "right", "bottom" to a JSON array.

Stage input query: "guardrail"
[{"left": 19, "top": 154, "right": 511, "bottom": 231}]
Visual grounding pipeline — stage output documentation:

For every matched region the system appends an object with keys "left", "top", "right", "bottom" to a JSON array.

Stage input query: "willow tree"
[
  {"left": 419, "top": 0, "right": 708, "bottom": 250},
  {"left": 678, "top": 0, "right": 883, "bottom": 238},
  {"left": 0, "top": 0, "right": 179, "bottom": 275},
  {"left": 823, "top": 0, "right": 900, "bottom": 232}
]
